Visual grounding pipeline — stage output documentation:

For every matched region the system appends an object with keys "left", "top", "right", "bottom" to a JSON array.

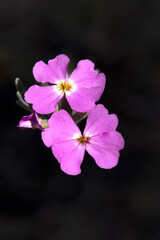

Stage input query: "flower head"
[
  {"left": 42, "top": 104, "right": 125, "bottom": 175},
  {"left": 24, "top": 54, "right": 106, "bottom": 114},
  {"left": 17, "top": 113, "right": 48, "bottom": 130}
]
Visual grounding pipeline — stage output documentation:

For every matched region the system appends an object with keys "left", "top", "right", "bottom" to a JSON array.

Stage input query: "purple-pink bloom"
[
  {"left": 24, "top": 54, "right": 106, "bottom": 114},
  {"left": 42, "top": 104, "right": 125, "bottom": 176},
  {"left": 17, "top": 113, "right": 43, "bottom": 130}
]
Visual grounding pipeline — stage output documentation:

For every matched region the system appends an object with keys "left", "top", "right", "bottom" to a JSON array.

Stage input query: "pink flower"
[
  {"left": 17, "top": 113, "right": 48, "bottom": 130},
  {"left": 24, "top": 54, "right": 106, "bottom": 114},
  {"left": 42, "top": 104, "right": 125, "bottom": 175}
]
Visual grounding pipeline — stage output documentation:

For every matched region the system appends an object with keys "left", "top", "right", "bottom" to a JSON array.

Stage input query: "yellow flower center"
[
  {"left": 77, "top": 135, "right": 90, "bottom": 145},
  {"left": 57, "top": 81, "right": 72, "bottom": 92}
]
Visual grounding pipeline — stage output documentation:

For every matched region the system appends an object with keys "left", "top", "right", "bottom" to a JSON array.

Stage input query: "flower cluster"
[{"left": 16, "top": 54, "right": 124, "bottom": 175}]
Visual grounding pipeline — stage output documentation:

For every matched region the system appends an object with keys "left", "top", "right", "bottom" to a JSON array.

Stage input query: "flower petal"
[
  {"left": 83, "top": 104, "right": 118, "bottom": 136},
  {"left": 70, "top": 59, "right": 106, "bottom": 90},
  {"left": 43, "top": 109, "right": 81, "bottom": 143},
  {"left": 17, "top": 113, "right": 43, "bottom": 130},
  {"left": 41, "top": 127, "right": 54, "bottom": 148},
  {"left": 18, "top": 113, "right": 37, "bottom": 129},
  {"left": 24, "top": 85, "right": 63, "bottom": 114},
  {"left": 66, "top": 86, "right": 102, "bottom": 112},
  {"left": 89, "top": 131, "right": 125, "bottom": 151},
  {"left": 86, "top": 133, "right": 123, "bottom": 169},
  {"left": 51, "top": 140, "right": 85, "bottom": 175},
  {"left": 33, "top": 54, "right": 70, "bottom": 84}
]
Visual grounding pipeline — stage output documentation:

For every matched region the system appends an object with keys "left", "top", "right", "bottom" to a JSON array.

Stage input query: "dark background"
[{"left": 0, "top": 0, "right": 160, "bottom": 239}]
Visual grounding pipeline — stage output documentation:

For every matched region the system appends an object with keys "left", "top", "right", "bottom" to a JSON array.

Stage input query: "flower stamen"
[
  {"left": 57, "top": 81, "right": 72, "bottom": 92},
  {"left": 77, "top": 135, "right": 90, "bottom": 145}
]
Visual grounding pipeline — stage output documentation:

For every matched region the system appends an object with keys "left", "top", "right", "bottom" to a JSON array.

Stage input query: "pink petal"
[
  {"left": 70, "top": 59, "right": 106, "bottom": 90},
  {"left": 86, "top": 134, "right": 122, "bottom": 169},
  {"left": 86, "top": 142, "right": 119, "bottom": 169},
  {"left": 66, "top": 86, "right": 102, "bottom": 112},
  {"left": 89, "top": 131, "right": 125, "bottom": 151},
  {"left": 44, "top": 110, "right": 81, "bottom": 143},
  {"left": 17, "top": 114, "right": 36, "bottom": 129},
  {"left": 33, "top": 54, "right": 70, "bottom": 84},
  {"left": 17, "top": 113, "right": 43, "bottom": 130},
  {"left": 41, "top": 110, "right": 85, "bottom": 175},
  {"left": 83, "top": 104, "right": 118, "bottom": 136},
  {"left": 24, "top": 85, "right": 63, "bottom": 114},
  {"left": 51, "top": 140, "right": 85, "bottom": 175},
  {"left": 41, "top": 127, "right": 54, "bottom": 147}
]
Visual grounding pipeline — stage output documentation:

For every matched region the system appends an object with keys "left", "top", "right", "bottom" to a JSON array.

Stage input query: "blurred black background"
[{"left": 0, "top": 0, "right": 160, "bottom": 239}]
